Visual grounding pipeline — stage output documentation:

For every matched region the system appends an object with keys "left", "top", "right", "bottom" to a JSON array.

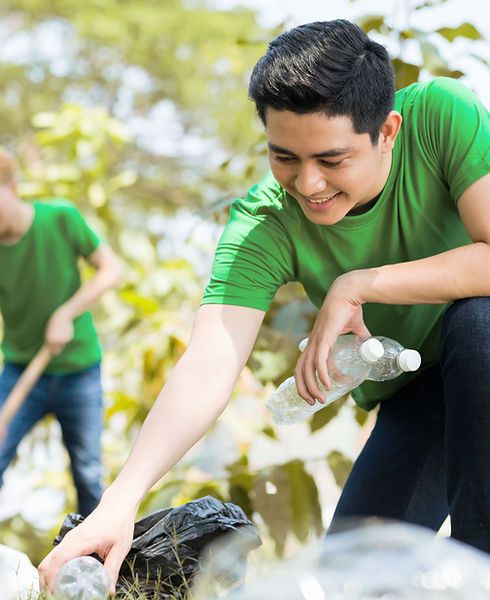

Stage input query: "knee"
[
  {"left": 440, "top": 297, "right": 490, "bottom": 371},
  {"left": 442, "top": 297, "right": 490, "bottom": 335}
]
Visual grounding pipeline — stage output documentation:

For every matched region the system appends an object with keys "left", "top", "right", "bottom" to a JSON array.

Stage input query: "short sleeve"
[
  {"left": 202, "top": 193, "right": 296, "bottom": 311},
  {"left": 424, "top": 78, "right": 489, "bottom": 202},
  {"left": 62, "top": 204, "right": 102, "bottom": 257}
]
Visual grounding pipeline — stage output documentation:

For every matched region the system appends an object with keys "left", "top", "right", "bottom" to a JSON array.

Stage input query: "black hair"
[{"left": 248, "top": 20, "right": 395, "bottom": 143}]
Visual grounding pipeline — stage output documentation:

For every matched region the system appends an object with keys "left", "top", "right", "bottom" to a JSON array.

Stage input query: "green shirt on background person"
[{"left": 0, "top": 199, "right": 102, "bottom": 373}]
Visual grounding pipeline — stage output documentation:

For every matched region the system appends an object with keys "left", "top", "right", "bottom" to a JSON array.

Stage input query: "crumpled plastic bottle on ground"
[{"left": 54, "top": 555, "right": 110, "bottom": 600}]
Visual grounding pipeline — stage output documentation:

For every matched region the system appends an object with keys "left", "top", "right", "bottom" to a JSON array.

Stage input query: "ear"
[{"left": 379, "top": 111, "right": 402, "bottom": 152}]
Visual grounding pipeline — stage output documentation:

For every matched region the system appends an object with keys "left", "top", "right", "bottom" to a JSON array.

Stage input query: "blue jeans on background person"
[
  {"left": 329, "top": 297, "right": 490, "bottom": 554},
  {"left": 0, "top": 364, "right": 103, "bottom": 517}
]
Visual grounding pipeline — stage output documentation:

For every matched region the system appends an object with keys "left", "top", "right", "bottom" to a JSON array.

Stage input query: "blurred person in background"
[
  {"left": 0, "top": 147, "right": 122, "bottom": 516},
  {"left": 39, "top": 19, "right": 489, "bottom": 593}
]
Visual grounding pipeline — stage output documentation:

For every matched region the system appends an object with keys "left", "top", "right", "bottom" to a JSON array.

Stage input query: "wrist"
[
  {"left": 98, "top": 484, "right": 141, "bottom": 519},
  {"left": 54, "top": 302, "right": 77, "bottom": 321},
  {"left": 331, "top": 269, "right": 372, "bottom": 304}
]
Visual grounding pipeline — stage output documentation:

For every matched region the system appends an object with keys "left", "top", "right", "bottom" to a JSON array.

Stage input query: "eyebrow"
[{"left": 267, "top": 143, "right": 352, "bottom": 158}]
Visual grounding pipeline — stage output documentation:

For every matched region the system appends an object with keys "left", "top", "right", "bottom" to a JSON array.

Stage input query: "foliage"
[
  {"left": 0, "top": 0, "right": 487, "bottom": 588},
  {"left": 356, "top": 2, "right": 486, "bottom": 89}
]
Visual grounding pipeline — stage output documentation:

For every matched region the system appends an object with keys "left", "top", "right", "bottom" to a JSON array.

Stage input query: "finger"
[
  {"left": 38, "top": 546, "right": 85, "bottom": 593},
  {"left": 357, "top": 323, "right": 371, "bottom": 339},
  {"left": 103, "top": 547, "right": 127, "bottom": 594},
  {"left": 314, "top": 347, "right": 331, "bottom": 395},
  {"left": 303, "top": 349, "right": 328, "bottom": 402},
  {"left": 294, "top": 356, "right": 316, "bottom": 405},
  {"left": 350, "top": 309, "right": 371, "bottom": 339}
]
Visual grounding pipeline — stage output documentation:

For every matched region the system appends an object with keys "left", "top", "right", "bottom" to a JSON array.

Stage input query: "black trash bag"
[{"left": 53, "top": 495, "right": 261, "bottom": 598}]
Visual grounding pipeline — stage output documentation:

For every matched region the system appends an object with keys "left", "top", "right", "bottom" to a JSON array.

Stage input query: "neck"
[
  {"left": 347, "top": 151, "right": 393, "bottom": 217},
  {"left": 0, "top": 202, "right": 34, "bottom": 245}
]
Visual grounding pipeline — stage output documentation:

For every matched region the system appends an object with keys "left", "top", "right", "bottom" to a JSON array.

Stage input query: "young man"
[
  {"left": 39, "top": 19, "right": 489, "bottom": 593},
  {"left": 0, "top": 147, "right": 122, "bottom": 516}
]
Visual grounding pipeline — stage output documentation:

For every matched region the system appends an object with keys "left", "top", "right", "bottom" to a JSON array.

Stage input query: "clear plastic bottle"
[
  {"left": 54, "top": 556, "right": 111, "bottom": 600},
  {"left": 367, "top": 336, "right": 421, "bottom": 381},
  {"left": 266, "top": 334, "right": 384, "bottom": 425}
]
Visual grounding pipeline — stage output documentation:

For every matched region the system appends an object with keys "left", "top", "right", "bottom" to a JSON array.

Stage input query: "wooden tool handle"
[{"left": 0, "top": 344, "right": 53, "bottom": 429}]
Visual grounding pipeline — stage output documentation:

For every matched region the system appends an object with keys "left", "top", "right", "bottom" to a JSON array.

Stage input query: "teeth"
[{"left": 308, "top": 193, "right": 338, "bottom": 204}]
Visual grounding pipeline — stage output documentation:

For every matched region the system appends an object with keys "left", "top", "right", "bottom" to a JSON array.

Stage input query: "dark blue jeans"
[
  {"left": 0, "top": 364, "right": 103, "bottom": 516},
  {"left": 329, "top": 297, "right": 490, "bottom": 554}
]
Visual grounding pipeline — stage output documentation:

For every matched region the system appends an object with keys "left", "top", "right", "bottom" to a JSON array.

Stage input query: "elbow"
[
  {"left": 111, "top": 258, "right": 124, "bottom": 288},
  {"left": 110, "top": 260, "right": 123, "bottom": 288},
  {"left": 101, "top": 257, "right": 124, "bottom": 290}
]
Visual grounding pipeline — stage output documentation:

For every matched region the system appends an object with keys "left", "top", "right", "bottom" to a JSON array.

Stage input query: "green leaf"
[
  {"left": 105, "top": 390, "right": 140, "bottom": 418},
  {"left": 420, "top": 40, "right": 462, "bottom": 78},
  {"left": 248, "top": 349, "right": 291, "bottom": 383},
  {"left": 261, "top": 425, "right": 278, "bottom": 440},
  {"left": 391, "top": 58, "right": 421, "bottom": 89},
  {"left": 356, "top": 15, "right": 386, "bottom": 34},
  {"left": 436, "top": 23, "right": 482, "bottom": 42},
  {"left": 225, "top": 454, "right": 250, "bottom": 477},
  {"left": 229, "top": 483, "right": 254, "bottom": 519},
  {"left": 284, "top": 459, "right": 323, "bottom": 542},
  {"left": 253, "top": 467, "right": 291, "bottom": 556},
  {"left": 225, "top": 456, "right": 254, "bottom": 517},
  {"left": 120, "top": 289, "right": 160, "bottom": 313},
  {"left": 310, "top": 394, "right": 348, "bottom": 433},
  {"left": 352, "top": 404, "right": 369, "bottom": 427},
  {"left": 327, "top": 450, "right": 353, "bottom": 488}
]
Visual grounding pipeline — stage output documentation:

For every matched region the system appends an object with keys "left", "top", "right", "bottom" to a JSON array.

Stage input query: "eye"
[
  {"left": 274, "top": 155, "right": 295, "bottom": 164},
  {"left": 320, "top": 159, "right": 344, "bottom": 168}
]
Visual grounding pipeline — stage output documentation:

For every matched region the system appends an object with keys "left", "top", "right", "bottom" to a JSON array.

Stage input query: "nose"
[{"left": 294, "top": 164, "right": 326, "bottom": 197}]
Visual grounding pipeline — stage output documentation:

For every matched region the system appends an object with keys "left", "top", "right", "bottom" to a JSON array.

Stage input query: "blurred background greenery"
[{"left": 0, "top": 0, "right": 488, "bottom": 571}]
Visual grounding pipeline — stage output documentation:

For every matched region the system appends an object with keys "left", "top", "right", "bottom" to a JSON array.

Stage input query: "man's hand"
[
  {"left": 294, "top": 272, "right": 370, "bottom": 405},
  {"left": 44, "top": 307, "right": 75, "bottom": 356},
  {"left": 38, "top": 496, "right": 136, "bottom": 595}
]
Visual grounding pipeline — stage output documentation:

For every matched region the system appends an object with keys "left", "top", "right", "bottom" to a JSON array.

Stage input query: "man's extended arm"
[
  {"left": 38, "top": 303, "right": 265, "bottom": 593},
  {"left": 44, "top": 244, "right": 122, "bottom": 355},
  {"left": 296, "top": 173, "right": 490, "bottom": 403}
]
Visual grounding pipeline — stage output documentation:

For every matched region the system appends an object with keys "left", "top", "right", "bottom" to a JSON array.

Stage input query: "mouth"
[{"left": 302, "top": 191, "right": 342, "bottom": 208}]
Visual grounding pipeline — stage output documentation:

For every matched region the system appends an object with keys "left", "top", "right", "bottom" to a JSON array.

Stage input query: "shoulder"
[
  {"left": 232, "top": 171, "right": 287, "bottom": 218},
  {"left": 35, "top": 197, "right": 80, "bottom": 218},
  {"left": 34, "top": 199, "right": 97, "bottom": 246},
  {"left": 395, "top": 77, "right": 486, "bottom": 113}
]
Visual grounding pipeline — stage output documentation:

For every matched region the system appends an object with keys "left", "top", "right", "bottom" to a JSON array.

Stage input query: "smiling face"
[{"left": 265, "top": 108, "right": 400, "bottom": 226}]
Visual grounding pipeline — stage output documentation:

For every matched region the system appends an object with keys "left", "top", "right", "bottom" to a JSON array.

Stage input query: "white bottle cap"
[
  {"left": 397, "top": 349, "right": 421, "bottom": 372},
  {"left": 298, "top": 338, "right": 308, "bottom": 352},
  {"left": 359, "top": 338, "right": 384, "bottom": 363}
]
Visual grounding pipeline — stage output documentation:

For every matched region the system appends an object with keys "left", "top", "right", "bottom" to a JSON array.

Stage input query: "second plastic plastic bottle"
[
  {"left": 266, "top": 334, "right": 384, "bottom": 425},
  {"left": 367, "top": 336, "right": 421, "bottom": 381}
]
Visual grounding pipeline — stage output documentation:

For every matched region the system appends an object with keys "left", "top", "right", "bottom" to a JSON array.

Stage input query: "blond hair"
[{"left": 0, "top": 147, "right": 16, "bottom": 184}]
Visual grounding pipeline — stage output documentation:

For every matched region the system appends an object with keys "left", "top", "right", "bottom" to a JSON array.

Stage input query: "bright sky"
[{"left": 214, "top": 0, "right": 490, "bottom": 106}]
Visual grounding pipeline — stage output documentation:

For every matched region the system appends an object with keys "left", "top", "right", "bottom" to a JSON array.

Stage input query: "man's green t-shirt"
[
  {"left": 202, "top": 77, "right": 490, "bottom": 410},
  {"left": 0, "top": 199, "right": 102, "bottom": 373}
]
